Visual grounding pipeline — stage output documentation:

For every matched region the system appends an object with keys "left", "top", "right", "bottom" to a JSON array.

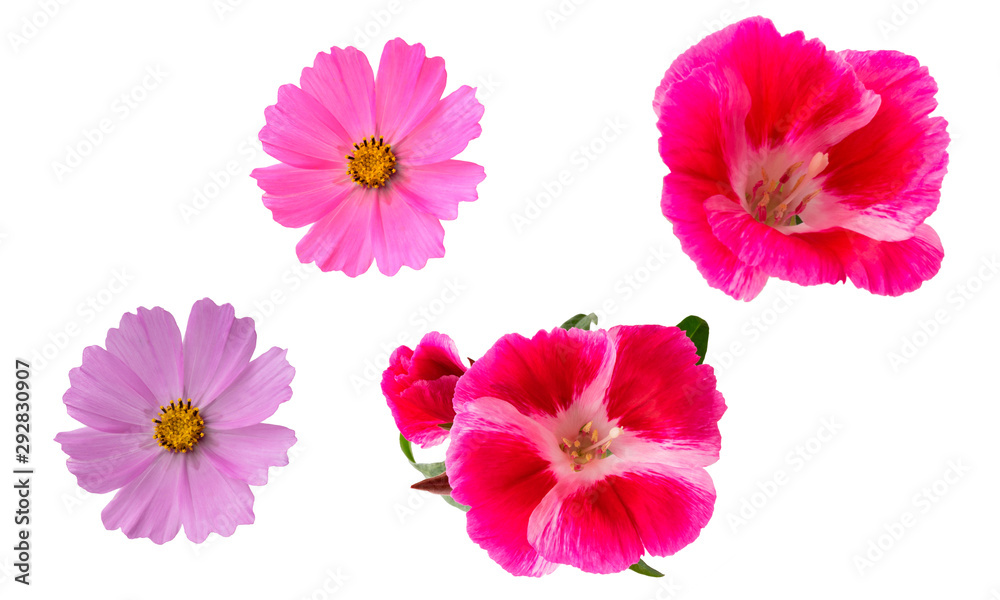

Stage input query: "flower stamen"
[
  {"left": 346, "top": 136, "right": 397, "bottom": 188},
  {"left": 745, "top": 152, "right": 828, "bottom": 227},
  {"left": 559, "top": 423, "right": 623, "bottom": 472},
  {"left": 152, "top": 399, "right": 205, "bottom": 453}
]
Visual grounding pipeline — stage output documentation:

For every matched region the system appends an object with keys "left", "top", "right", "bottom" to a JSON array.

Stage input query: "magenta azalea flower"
[
  {"left": 446, "top": 326, "right": 724, "bottom": 576},
  {"left": 654, "top": 17, "right": 948, "bottom": 300},
  {"left": 382, "top": 332, "right": 466, "bottom": 448},
  {"left": 55, "top": 298, "right": 296, "bottom": 544},
  {"left": 251, "top": 38, "right": 486, "bottom": 276}
]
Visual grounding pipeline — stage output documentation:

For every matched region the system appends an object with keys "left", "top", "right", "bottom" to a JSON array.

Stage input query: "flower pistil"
[
  {"left": 152, "top": 399, "right": 205, "bottom": 453},
  {"left": 559, "top": 421, "right": 623, "bottom": 472},
  {"left": 346, "top": 136, "right": 397, "bottom": 188},
  {"left": 745, "top": 151, "right": 829, "bottom": 227}
]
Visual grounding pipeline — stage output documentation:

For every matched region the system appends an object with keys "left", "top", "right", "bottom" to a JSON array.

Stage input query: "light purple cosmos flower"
[{"left": 55, "top": 298, "right": 296, "bottom": 544}]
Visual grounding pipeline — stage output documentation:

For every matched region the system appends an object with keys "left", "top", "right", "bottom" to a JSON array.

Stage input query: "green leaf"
[
  {"left": 676, "top": 315, "right": 709, "bottom": 365},
  {"left": 628, "top": 558, "right": 664, "bottom": 577},
  {"left": 560, "top": 313, "right": 598, "bottom": 331},
  {"left": 399, "top": 433, "right": 416, "bottom": 463},
  {"left": 441, "top": 495, "right": 471, "bottom": 512},
  {"left": 412, "top": 461, "right": 446, "bottom": 478},
  {"left": 790, "top": 215, "right": 803, "bottom": 225}
]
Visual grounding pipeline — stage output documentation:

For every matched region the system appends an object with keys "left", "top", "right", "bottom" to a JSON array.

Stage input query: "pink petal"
[
  {"left": 392, "top": 159, "right": 486, "bottom": 220},
  {"left": 526, "top": 479, "right": 644, "bottom": 574},
  {"left": 199, "top": 347, "right": 294, "bottom": 430},
  {"left": 704, "top": 195, "right": 846, "bottom": 286},
  {"left": 389, "top": 377, "right": 459, "bottom": 447},
  {"left": 55, "top": 428, "right": 159, "bottom": 493},
  {"left": 200, "top": 424, "right": 296, "bottom": 486},
  {"left": 661, "top": 173, "right": 769, "bottom": 301},
  {"left": 396, "top": 85, "right": 484, "bottom": 166},
  {"left": 369, "top": 189, "right": 445, "bottom": 276},
  {"left": 252, "top": 163, "right": 355, "bottom": 228},
  {"left": 407, "top": 331, "right": 466, "bottom": 380},
  {"left": 259, "top": 84, "right": 353, "bottom": 169},
  {"left": 300, "top": 45, "right": 376, "bottom": 143},
  {"left": 447, "top": 398, "right": 559, "bottom": 577},
  {"left": 295, "top": 187, "right": 376, "bottom": 276},
  {"left": 452, "top": 328, "right": 614, "bottom": 418},
  {"left": 179, "top": 451, "right": 255, "bottom": 543},
  {"left": 607, "top": 465, "right": 716, "bottom": 558},
  {"left": 104, "top": 306, "right": 183, "bottom": 405},
  {"left": 183, "top": 298, "right": 256, "bottom": 406},
  {"left": 374, "top": 38, "right": 447, "bottom": 142},
  {"left": 605, "top": 325, "right": 725, "bottom": 469},
  {"left": 101, "top": 452, "right": 185, "bottom": 544},
  {"left": 656, "top": 58, "right": 749, "bottom": 182},
  {"left": 825, "top": 223, "right": 944, "bottom": 296},
  {"left": 815, "top": 50, "right": 949, "bottom": 241},
  {"left": 63, "top": 346, "right": 159, "bottom": 433}
]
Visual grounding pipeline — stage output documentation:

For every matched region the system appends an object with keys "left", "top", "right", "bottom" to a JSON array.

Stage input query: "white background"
[{"left": 2, "top": 0, "right": 998, "bottom": 598}]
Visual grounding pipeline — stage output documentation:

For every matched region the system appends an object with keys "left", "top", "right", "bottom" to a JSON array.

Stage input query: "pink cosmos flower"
[
  {"left": 55, "top": 298, "right": 296, "bottom": 544},
  {"left": 382, "top": 332, "right": 466, "bottom": 448},
  {"left": 251, "top": 38, "right": 486, "bottom": 276},
  {"left": 446, "top": 326, "right": 724, "bottom": 576},
  {"left": 654, "top": 17, "right": 948, "bottom": 300}
]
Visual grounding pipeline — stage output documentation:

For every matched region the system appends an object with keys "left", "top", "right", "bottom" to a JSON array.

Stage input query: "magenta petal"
[
  {"left": 200, "top": 424, "right": 296, "bottom": 486},
  {"left": 407, "top": 331, "right": 466, "bottom": 380},
  {"left": 369, "top": 189, "right": 446, "bottom": 276},
  {"left": 396, "top": 85, "right": 483, "bottom": 166},
  {"left": 180, "top": 451, "right": 255, "bottom": 543},
  {"left": 252, "top": 163, "right": 355, "bottom": 228},
  {"left": 63, "top": 346, "right": 159, "bottom": 433},
  {"left": 447, "top": 398, "right": 559, "bottom": 577},
  {"left": 101, "top": 453, "right": 185, "bottom": 544},
  {"left": 260, "top": 84, "right": 353, "bottom": 169},
  {"left": 662, "top": 174, "right": 768, "bottom": 301},
  {"left": 527, "top": 480, "right": 644, "bottom": 574},
  {"left": 200, "top": 347, "right": 294, "bottom": 430},
  {"left": 392, "top": 160, "right": 486, "bottom": 220},
  {"left": 183, "top": 299, "right": 256, "bottom": 406},
  {"left": 608, "top": 465, "right": 716, "bottom": 558},
  {"left": 453, "top": 328, "right": 613, "bottom": 418},
  {"left": 828, "top": 224, "right": 944, "bottom": 296},
  {"left": 55, "top": 428, "right": 159, "bottom": 493},
  {"left": 606, "top": 325, "right": 725, "bottom": 468},
  {"left": 704, "top": 195, "right": 846, "bottom": 286},
  {"left": 300, "top": 45, "right": 376, "bottom": 142},
  {"left": 105, "top": 306, "right": 183, "bottom": 404},
  {"left": 375, "top": 38, "right": 447, "bottom": 141},
  {"left": 295, "top": 187, "right": 376, "bottom": 276},
  {"left": 819, "top": 50, "right": 949, "bottom": 241}
]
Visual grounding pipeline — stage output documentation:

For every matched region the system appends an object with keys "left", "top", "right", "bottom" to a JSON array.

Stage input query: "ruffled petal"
[
  {"left": 388, "top": 377, "right": 458, "bottom": 448},
  {"left": 605, "top": 325, "right": 724, "bottom": 469},
  {"left": 396, "top": 85, "right": 483, "bottom": 166},
  {"left": 609, "top": 465, "right": 716, "bottom": 558},
  {"left": 447, "top": 398, "right": 559, "bottom": 577},
  {"left": 526, "top": 479, "right": 644, "bottom": 574},
  {"left": 251, "top": 163, "right": 354, "bottom": 228},
  {"left": 101, "top": 452, "right": 185, "bottom": 544},
  {"left": 55, "top": 428, "right": 159, "bottom": 493},
  {"left": 374, "top": 38, "right": 447, "bottom": 142},
  {"left": 824, "top": 223, "right": 944, "bottom": 296},
  {"left": 300, "top": 45, "right": 376, "bottom": 142},
  {"left": 368, "top": 189, "right": 445, "bottom": 276},
  {"left": 662, "top": 173, "right": 769, "bottom": 301},
  {"left": 104, "top": 306, "right": 183, "bottom": 404},
  {"left": 295, "top": 187, "right": 376, "bottom": 276},
  {"left": 408, "top": 331, "right": 466, "bottom": 380},
  {"left": 183, "top": 299, "right": 256, "bottom": 406},
  {"left": 200, "top": 424, "right": 296, "bottom": 486},
  {"left": 260, "top": 84, "right": 352, "bottom": 169},
  {"left": 179, "top": 451, "right": 255, "bottom": 543},
  {"left": 63, "top": 346, "right": 159, "bottom": 433},
  {"left": 392, "top": 159, "right": 485, "bottom": 220},
  {"left": 814, "top": 50, "right": 949, "bottom": 241},
  {"left": 704, "top": 195, "right": 846, "bottom": 286},
  {"left": 452, "top": 328, "right": 614, "bottom": 418},
  {"left": 199, "top": 347, "right": 294, "bottom": 430}
]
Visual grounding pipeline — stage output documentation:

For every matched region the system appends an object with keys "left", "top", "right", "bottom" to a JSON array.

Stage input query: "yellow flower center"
[
  {"left": 559, "top": 421, "right": 623, "bottom": 472},
  {"left": 346, "top": 136, "right": 397, "bottom": 188},
  {"left": 152, "top": 399, "right": 205, "bottom": 453}
]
